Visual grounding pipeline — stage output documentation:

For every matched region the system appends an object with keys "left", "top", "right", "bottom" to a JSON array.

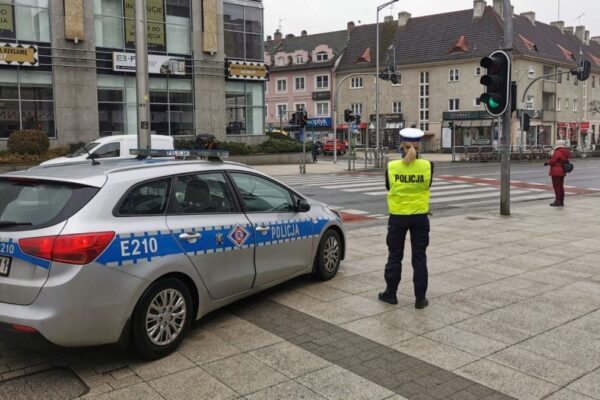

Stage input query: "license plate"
[{"left": 0, "top": 256, "right": 11, "bottom": 277}]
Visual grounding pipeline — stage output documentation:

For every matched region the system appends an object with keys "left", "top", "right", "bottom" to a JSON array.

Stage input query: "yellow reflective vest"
[{"left": 387, "top": 159, "right": 432, "bottom": 215}]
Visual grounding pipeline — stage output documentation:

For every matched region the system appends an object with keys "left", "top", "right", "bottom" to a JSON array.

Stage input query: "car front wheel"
[
  {"left": 131, "top": 278, "right": 193, "bottom": 360},
  {"left": 313, "top": 229, "right": 342, "bottom": 281}
]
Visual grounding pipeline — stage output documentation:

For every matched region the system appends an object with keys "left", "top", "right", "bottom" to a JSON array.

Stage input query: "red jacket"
[{"left": 546, "top": 147, "right": 571, "bottom": 177}]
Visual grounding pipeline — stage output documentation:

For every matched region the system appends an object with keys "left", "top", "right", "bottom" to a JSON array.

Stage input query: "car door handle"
[
  {"left": 255, "top": 226, "right": 270, "bottom": 234},
  {"left": 179, "top": 232, "right": 201, "bottom": 242}
]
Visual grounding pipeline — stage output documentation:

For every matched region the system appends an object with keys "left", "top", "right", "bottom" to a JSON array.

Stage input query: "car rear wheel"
[
  {"left": 313, "top": 229, "right": 341, "bottom": 281},
  {"left": 131, "top": 278, "right": 193, "bottom": 360}
]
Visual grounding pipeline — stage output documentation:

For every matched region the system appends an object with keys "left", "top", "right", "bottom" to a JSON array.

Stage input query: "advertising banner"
[
  {"left": 0, "top": 3, "right": 15, "bottom": 39},
  {"left": 0, "top": 43, "right": 38, "bottom": 66},
  {"left": 226, "top": 59, "right": 269, "bottom": 81},
  {"left": 123, "top": 0, "right": 165, "bottom": 52},
  {"left": 113, "top": 52, "right": 185, "bottom": 75}
]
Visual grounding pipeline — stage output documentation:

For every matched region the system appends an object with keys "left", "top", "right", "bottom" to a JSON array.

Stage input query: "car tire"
[
  {"left": 312, "top": 229, "right": 342, "bottom": 281},
  {"left": 131, "top": 278, "right": 193, "bottom": 360}
]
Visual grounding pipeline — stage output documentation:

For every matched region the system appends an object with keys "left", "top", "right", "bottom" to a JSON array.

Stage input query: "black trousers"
[{"left": 384, "top": 214, "right": 430, "bottom": 299}]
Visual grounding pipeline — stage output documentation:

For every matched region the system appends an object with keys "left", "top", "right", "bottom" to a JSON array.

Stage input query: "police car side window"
[
  {"left": 118, "top": 179, "right": 170, "bottom": 216},
  {"left": 230, "top": 173, "right": 295, "bottom": 213},
  {"left": 173, "top": 173, "right": 235, "bottom": 214}
]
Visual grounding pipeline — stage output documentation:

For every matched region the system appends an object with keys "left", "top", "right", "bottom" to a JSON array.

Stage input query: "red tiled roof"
[
  {"left": 518, "top": 34, "right": 538, "bottom": 52},
  {"left": 557, "top": 44, "right": 576, "bottom": 60}
]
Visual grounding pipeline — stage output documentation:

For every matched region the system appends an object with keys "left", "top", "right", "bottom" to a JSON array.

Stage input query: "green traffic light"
[{"left": 488, "top": 98, "right": 500, "bottom": 109}]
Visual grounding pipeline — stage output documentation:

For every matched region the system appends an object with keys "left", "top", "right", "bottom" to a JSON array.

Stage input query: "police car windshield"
[{"left": 68, "top": 142, "right": 101, "bottom": 158}]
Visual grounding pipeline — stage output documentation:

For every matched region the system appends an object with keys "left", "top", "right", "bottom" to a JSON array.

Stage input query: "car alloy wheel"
[
  {"left": 145, "top": 288, "right": 187, "bottom": 346},
  {"left": 322, "top": 236, "right": 340, "bottom": 273}
]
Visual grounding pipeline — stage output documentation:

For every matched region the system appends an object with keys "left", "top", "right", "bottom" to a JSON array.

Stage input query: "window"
[
  {"left": 543, "top": 65, "right": 555, "bottom": 81},
  {"left": 0, "top": 0, "right": 50, "bottom": 42},
  {"left": 565, "top": 98, "right": 569, "bottom": 109},
  {"left": 276, "top": 78, "right": 287, "bottom": 93},
  {"left": 392, "top": 101, "right": 402, "bottom": 113},
  {"left": 573, "top": 99, "right": 577, "bottom": 111},
  {"left": 351, "top": 78, "right": 363, "bottom": 89},
  {"left": 172, "top": 173, "right": 235, "bottom": 214},
  {"left": 474, "top": 97, "right": 482, "bottom": 106},
  {"left": 315, "top": 75, "right": 329, "bottom": 90},
  {"left": 294, "top": 76, "right": 305, "bottom": 91},
  {"left": 316, "top": 102, "right": 329, "bottom": 116},
  {"left": 419, "top": 71, "right": 429, "bottom": 131},
  {"left": 350, "top": 103, "right": 363, "bottom": 116},
  {"left": 0, "top": 70, "right": 55, "bottom": 139},
  {"left": 315, "top": 51, "right": 328, "bottom": 62},
  {"left": 276, "top": 57, "right": 285, "bottom": 66},
  {"left": 557, "top": 71, "right": 562, "bottom": 83},
  {"left": 94, "top": 0, "right": 192, "bottom": 54},
  {"left": 449, "top": 69, "right": 460, "bottom": 82},
  {"left": 556, "top": 98, "right": 561, "bottom": 111},
  {"left": 231, "top": 173, "right": 295, "bottom": 213},
  {"left": 119, "top": 179, "right": 171, "bottom": 216},
  {"left": 223, "top": 2, "right": 263, "bottom": 60},
  {"left": 226, "top": 80, "right": 264, "bottom": 135},
  {"left": 475, "top": 67, "right": 482, "bottom": 76},
  {"left": 449, "top": 98, "right": 460, "bottom": 111},
  {"left": 295, "top": 103, "right": 305, "bottom": 111},
  {"left": 94, "top": 142, "right": 121, "bottom": 158},
  {"left": 276, "top": 104, "right": 287, "bottom": 119},
  {"left": 295, "top": 55, "right": 304, "bottom": 64}
]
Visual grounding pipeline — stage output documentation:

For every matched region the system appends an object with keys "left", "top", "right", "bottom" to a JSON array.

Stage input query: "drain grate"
[{"left": 0, "top": 368, "right": 88, "bottom": 400}]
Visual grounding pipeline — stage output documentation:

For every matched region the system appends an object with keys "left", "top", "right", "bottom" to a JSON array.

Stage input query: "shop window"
[
  {"left": 94, "top": 0, "right": 191, "bottom": 54},
  {"left": 0, "top": 1, "right": 50, "bottom": 42},
  {"left": 97, "top": 75, "right": 193, "bottom": 136},
  {"left": 0, "top": 70, "right": 55, "bottom": 139},
  {"left": 226, "top": 81, "right": 264, "bottom": 135}
]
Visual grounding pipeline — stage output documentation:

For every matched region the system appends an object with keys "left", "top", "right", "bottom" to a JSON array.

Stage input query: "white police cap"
[{"left": 399, "top": 128, "right": 425, "bottom": 142}]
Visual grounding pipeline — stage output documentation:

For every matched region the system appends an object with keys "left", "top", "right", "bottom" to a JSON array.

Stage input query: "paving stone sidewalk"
[{"left": 0, "top": 194, "right": 598, "bottom": 400}]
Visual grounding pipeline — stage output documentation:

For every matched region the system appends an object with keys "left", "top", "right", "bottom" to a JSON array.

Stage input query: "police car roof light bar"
[{"left": 130, "top": 149, "right": 230, "bottom": 161}]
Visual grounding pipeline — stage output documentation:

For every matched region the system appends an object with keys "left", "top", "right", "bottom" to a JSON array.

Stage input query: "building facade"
[
  {"left": 335, "top": 0, "right": 600, "bottom": 151},
  {"left": 264, "top": 27, "right": 349, "bottom": 140},
  {"left": 0, "top": 0, "right": 266, "bottom": 149}
]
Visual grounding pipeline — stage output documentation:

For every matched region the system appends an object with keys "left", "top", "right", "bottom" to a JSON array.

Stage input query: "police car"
[{"left": 0, "top": 150, "right": 344, "bottom": 359}]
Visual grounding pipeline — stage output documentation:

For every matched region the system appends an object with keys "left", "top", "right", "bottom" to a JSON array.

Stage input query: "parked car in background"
[
  {"left": 322, "top": 140, "right": 347, "bottom": 155},
  {"left": 39, "top": 135, "right": 174, "bottom": 166}
]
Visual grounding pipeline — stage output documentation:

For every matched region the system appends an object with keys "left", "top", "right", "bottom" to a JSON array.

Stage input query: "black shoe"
[
  {"left": 549, "top": 202, "right": 563, "bottom": 207},
  {"left": 378, "top": 291, "right": 398, "bottom": 305},
  {"left": 415, "top": 298, "right": 429, "bottom": 309}
]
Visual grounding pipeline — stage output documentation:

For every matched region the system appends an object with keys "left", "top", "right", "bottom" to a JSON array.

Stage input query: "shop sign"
[
  {"left": 443, "top": 111, "right": 491, "bottom": 120},
  {"left": 225, "top": 59, "right": 269, "bottom": 81},
  {"left": 312, "top": 91, "right": 331, "bottom": 101},
  {"left": 306, "top": 117, "right": 331, "bottom": 128},
  {"left": 113, "top": 52, "right": 185, "bottom": 75},
  {"left": 369, "top": 113, "right": 403, "bottom": 121},
  {"left": 0, "top": 43, "right": 38, "bottom": 66},
  {"left": 123, "top": 0, "right": 165, "bottom": 52},
  {"left": 0, "top": 3, "right": 15, "bottom": 39}
]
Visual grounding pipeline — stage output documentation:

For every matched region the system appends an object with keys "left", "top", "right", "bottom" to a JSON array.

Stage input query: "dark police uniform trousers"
[
  {"left": 384, "top": 214, "right": 429, "bottom": 299},
  {"left": 383, "top": 163, "right": 433, "bottom": 299}
]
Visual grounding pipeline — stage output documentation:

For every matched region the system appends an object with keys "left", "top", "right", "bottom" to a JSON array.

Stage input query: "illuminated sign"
[{"left": 226, "top": 59, "right": 269, "bottom": 81}]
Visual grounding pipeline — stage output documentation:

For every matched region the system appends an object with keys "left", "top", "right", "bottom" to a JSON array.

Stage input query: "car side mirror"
[{"left": 296, "top": 198, "right": 311, "bottom": 212}]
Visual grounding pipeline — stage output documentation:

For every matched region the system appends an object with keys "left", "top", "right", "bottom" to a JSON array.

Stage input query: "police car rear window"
[{"left": 0, "top": 178, "right": 99, "bottom": 231}]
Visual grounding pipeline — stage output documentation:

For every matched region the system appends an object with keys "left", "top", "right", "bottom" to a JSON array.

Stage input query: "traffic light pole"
[{"left": 500, "top": 0, "right": 513, "bottom": 216}]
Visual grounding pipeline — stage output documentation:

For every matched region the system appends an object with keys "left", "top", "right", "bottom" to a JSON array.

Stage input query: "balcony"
[{"left": 542, "top": 80, "right": 556, "bottom": 93}]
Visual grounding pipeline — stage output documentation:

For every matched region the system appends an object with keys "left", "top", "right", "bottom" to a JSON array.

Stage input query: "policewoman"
[{"left": 378, "top": 128, "right": 433, "bottom": 309}]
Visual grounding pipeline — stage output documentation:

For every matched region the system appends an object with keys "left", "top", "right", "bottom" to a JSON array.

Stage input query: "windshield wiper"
[{"left": 0, "top": 221, "right": 33, "bottom": 227}]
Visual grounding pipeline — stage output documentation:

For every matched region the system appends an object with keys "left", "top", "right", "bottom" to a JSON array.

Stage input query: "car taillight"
[{"left": 20, "top": 232, "right": 115, "bottom": 265}]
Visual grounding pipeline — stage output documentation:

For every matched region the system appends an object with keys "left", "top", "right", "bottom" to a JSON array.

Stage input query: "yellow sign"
[
  {"left": 0, "top": 3, "right": 15, "bottom": 37},
  {"left": 227, "top": 61, "right": 269, "bottom": 81},
  {"left": 123, "top": 0, "right": 165, "bottom": 50},
  {"left": 0, "top": 43, "right": 38, "bottom": 65}
]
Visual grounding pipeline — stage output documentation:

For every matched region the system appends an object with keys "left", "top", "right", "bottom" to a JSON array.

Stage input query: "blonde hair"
[{"left": 401, "top": 142, "right": 420, "bottom": 164}]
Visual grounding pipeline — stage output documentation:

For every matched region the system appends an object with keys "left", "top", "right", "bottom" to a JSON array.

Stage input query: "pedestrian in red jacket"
[{"left": 544, "top": 140, "right": 571, "bottom": 207}]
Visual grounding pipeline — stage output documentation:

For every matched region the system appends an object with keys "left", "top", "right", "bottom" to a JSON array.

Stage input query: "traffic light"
[
  {"left": 298, "top": 110, "right": 307, "bottom": 128},
  {"left": 378, "top": 69, "right": 389, "bottom": 81},
  {"left": 571, "top": 59, "right": 591, "bottom": 81},
  {"left": 289, "top": 112, "right": 298, "bottom": 126},
  {"left": 479, "top": 50, "right": 511, "bottom": 117},
  {"left": 390, "top": 73, "right": 400, "bottom": 85},
  {"left": 355, "top": 115, "right": 361, "bottom": 125},
  {"left": 344, "top": 108, "right": 354, "bottom": 122}
]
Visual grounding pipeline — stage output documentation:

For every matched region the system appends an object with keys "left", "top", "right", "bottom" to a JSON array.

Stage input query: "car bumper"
[{"left": 0, "top": 264, "right": 145, "bottom": 348}]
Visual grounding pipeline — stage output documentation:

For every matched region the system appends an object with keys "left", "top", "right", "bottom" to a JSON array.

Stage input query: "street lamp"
[{"left": 376, "top": 0, "right": 398, "bottom": 168}]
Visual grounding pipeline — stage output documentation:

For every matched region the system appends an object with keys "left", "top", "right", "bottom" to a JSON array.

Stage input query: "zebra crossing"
[{"left": 278, "top": 173, "right": 556, "bottom": 210}]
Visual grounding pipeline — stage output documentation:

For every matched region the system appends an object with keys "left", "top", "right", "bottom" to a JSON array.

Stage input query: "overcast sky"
[{"left": 263, "top": 0, "right": 599, "bottom": 38}]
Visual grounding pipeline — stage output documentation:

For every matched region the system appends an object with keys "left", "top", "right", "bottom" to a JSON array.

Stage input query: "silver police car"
[{"left": 0, "top": 157, "right": 344, "bottom": 359}]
